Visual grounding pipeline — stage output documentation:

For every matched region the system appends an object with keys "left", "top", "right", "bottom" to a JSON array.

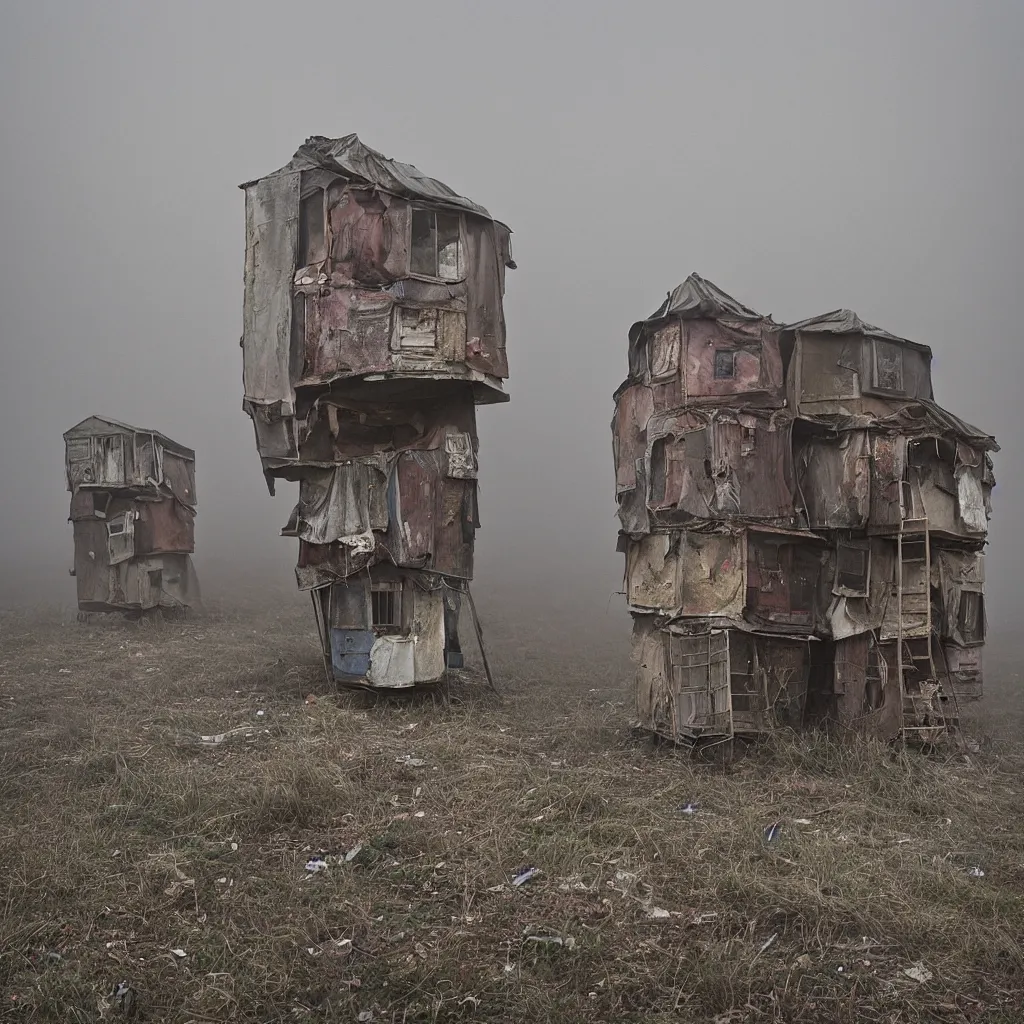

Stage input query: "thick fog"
[{"left": 0, "top": 1, "right": 1021, "bottom": 629}]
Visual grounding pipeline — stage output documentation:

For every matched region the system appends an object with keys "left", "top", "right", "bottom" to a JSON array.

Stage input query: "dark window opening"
[
  {"left": 714, "top": 349, "right": 735, "bottom": 379},
  {"left": 410, "top": 209, "right": 463, "bottom": 280},
  {"left": 836, "top": 544, "right": 869, "bottom": 595},
  {"left": 298, "top": 190, "right": 326, "bottom": 267},
  {"left": 873, "top": 340, "right": 904, "bottom": 392},
  {"left": 371, "top": 585, "right": 403, "bottom": 632},
  {"left": 958, "top": 591, "right": 984, "bottom": 643},
  {"left": 791, "top": 551, "right": 819, "bottom": 612},
  {"left": 107, "top": 516, "right": 126, "bottom": 537}
]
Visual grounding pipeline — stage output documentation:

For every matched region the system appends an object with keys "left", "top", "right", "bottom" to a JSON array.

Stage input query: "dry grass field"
[{"left": 1, "top": 589, "right": 1023, "bottom": 1023}]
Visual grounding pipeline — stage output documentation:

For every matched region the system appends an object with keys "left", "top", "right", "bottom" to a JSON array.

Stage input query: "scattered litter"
[
  {"left": 459, "top": 996, "right": 480, "bottom": 1009},
  {"left": 170, "top": 948, "right": 187, "bottom": 959},
  {"left": 793, "top": 818, "right": 813, "bottom": 826},
  {"left": 967, "top": 866, "right": 985, "bottom": 878},
  {"left": 216, "top": 877, "right": 228, "bottom": 884},
  {"left": 305, "top": 857, "right": 330, "bottom": 874},
  {"left": 344, "top": 844, "right": 364, "bottom": 863},
  {"left": 679, "top": 802, "right": 699, "bottom": 815},
  {"left": 795, "top": 954, "right": 813, "bottom": 969},
  {"left": 112, "top": 982, "right": 136, "bottom": 1015},
  {"left": 256, "top": 710, "right": 265, "bottom": 717},
  {"left": 357, "top": 1013, "right": 374, "bottom": 1022},
  {"left": 512, "top": 867, "right": 539, "bottom": 887},
  {"left": 523, "top": 933, "right": 576, "bottom": 950},
  {"left": 180, "top": 727, "right": 255, "bottom": 748},
  {"left": 646, "top": 906, "right": 671, "bottom": 920},
  {"left": 763, "top": 822, "right": 782, "bottom": 843},
  {"left": 755, "top": 933, "right": 778, "bottom": 958},
  {"left": 230, "top": 842, "right": 238, "bottom": 852},
  {"left": 903, "top": 963, "right": 933, "bottom": 983},
  {"left": 692, "top": 912, "right": 718, "bottom": 925},
  {"left": 58, "top": 668, "right": 71, "bottom": 675},
  {"left": 304, "top": 694, "right": 316, "bottom": 705},
  {"left": 414, "top": 786, "right": 422, "bottom": 798},
  {"left": 396, "top": 755, "right": 426, "bottom": 767},
  {"left": 414, "top": 811, "right": 426, "bottom": 818},
  {"left": 399, "top": 723, "right": 419, "bottom": 733}
]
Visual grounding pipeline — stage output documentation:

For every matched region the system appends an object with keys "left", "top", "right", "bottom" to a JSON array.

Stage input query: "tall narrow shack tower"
[
  {"left": 240, "top": 136, "right": 514, "bottom": 689},
  {"left": 613, "top": 274, "right": 996, "bottom": 746}
]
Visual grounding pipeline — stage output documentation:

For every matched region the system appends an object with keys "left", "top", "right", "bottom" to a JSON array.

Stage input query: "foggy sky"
[{"left": 1, "top": 0, "right": 1021, "bottom": 625}]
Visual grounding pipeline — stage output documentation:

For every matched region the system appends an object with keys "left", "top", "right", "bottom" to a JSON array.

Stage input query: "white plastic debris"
[
  {"left": 903, "top": 963, "right": 933, "bottom": 983},
  {"left": 58, "top": 668, "right": 71, "bottom": 675},
  {"left": 967, "top": 866, "right": 985, "bottom": 878},
  {"left": 305, "top": 857, "right": 330, "bottom": 874},
  {"left": 512, "top": 867, "right": 539, "bottom": 887},
  {"left": 793, "top": 818, "right": 813, "bottom": 825},
  {"left": 396, "top": 755, "right": 426, "bottom": 767},
  {"left": 170, "top": 948, "right": 187, "bottom": 959},
  {"left": 344, "top": 844, "right": 363, "bottom": 863},
  {"left": 646, "top": 906, "right": 671, "bottom": 919},
  {"left": 763, "top": 821, "right": 782, "bottom": 843},
  {"left": 357, "top": 1012, "right": 374, "bottom": 1022},
  {"left": 680, "top": 802, "right": 699, "bottom": 815}
]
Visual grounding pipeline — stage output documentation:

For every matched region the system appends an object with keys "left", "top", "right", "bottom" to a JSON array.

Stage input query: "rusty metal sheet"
[
  {"left": 302, "top": 288, "right": 392, "bottom": 380},
  {"left": 433, "top": 478, "right": 475, "bottom": 578},
  {"left": 833, "top": 635, "right": 902, "bottom": 740},
  {"left": 868, "top": 434, "right": 905, "bottom": 529},
  {"left": 327, "top": 186, "right": 396, "bottom": 285},
  {"left": 136, "top": 499, "right": 195, "bottom": 555},
  {"left": 678, "top": 532, "right": 745, "bottom": 618},
  {"left": 796, "top": 430, "right": 870, "bottom": 529},
  {"left": 612, "top": 384, "right": 654, "bottom": 494},
  {"left": 683, "top": 319, "right": 784, "bottom": 405},
  {"left": 745, "top": 533, "right": 820, "bottom": 631}
]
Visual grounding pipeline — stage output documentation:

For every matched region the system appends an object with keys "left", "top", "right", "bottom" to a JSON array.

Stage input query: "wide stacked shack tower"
[
  {"left": 65, "top": 416, "right": 200, "bottom": 616},
  {"left": 613, "top": 275, "right": 997, "bottom": 744},
  {"left": 240, "top": 136, "right": 514, "bottom": 689}
]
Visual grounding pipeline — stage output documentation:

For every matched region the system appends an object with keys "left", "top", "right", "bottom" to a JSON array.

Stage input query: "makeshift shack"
[
  {"left": 65, "top": 416, "right": 200, "bottom": 615},
  {"left": 615, "top": 275, "right": 997, "bottom": 747},
  {"left": 240, "top": 135, "right": 514, "bottom": 689}
]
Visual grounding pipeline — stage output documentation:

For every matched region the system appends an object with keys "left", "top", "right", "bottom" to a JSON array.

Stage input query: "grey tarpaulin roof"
[
  {"left": 628, "top": 273, "right": 766, "bottom": 346},
  {"left": 63, "top": 416, "right": 195, "bottom": 460},
  {"left": 240, "top": 134, "right": 495, "bottom": 221},
  {"left": 893, "top": 399, "right": 1000, "bottom": 452},
  {"left": 783, "top": 309, "right": 931, "bottom": 354}
]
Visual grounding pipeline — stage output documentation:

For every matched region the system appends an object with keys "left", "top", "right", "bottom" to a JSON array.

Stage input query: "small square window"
[
  {"left": 371, "top": 583, "right": 403, "bottom": 632},
  {"left": 836, "top": 543, "right": 869, "bottom": 596},
  {"left": 713, "top": 350, "right": 735, "bottom": 379}
]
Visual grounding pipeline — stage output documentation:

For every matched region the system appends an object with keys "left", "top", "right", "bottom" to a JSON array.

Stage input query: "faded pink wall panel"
[
  {"left": 684, "top": 320, "right": 784, "bottom": 403},
  {"left": 613, "top": 385, "right": 654, "bottom": 492},
  {"left": 396, "top": 452, "right": 435, "bottom": 564},
  {"left": 304, "top": 289, "right": 392, "bottom": 379}
]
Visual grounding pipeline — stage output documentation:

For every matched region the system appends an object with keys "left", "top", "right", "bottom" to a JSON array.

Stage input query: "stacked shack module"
[
  {"left": 240, "top": 136, "right": 514, "bottom": 689},
  {"left": 613, "top": 274, "right": 997, "bottom": 745},
  {"left": 65, "top": 417, "right": 200, "bottom": 616}
]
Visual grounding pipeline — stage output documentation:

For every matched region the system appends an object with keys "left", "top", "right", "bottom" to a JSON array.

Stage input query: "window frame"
[
  {"left": 409, "top": 207, "right": 465, "bottom": 282},
  {"left": 713, "top": 349, "right": 736, "bottom": 380}
]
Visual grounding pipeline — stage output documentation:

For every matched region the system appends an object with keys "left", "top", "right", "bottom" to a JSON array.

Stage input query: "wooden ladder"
[{"left": 897, "top": 516, "right": 948, "bottom": 741}]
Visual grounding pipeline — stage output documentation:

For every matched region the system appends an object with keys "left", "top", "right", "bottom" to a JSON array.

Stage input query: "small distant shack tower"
[
  {"left": 239, "top": 136, "right": 514, "bottom": 689},
  {"left": 613, "top": 275, "right": 996, "bottom": 746},
  {"left": 65, "top": 417, "right": 200, "bottom": 616}
]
